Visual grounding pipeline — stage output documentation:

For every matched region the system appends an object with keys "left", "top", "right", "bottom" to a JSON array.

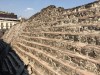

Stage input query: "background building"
[
  {"left": 0, "top": 11, "right": 20, "bottom": 30},
  {"left": 0, "top": 11, "right": 20, "bottom": 38}
]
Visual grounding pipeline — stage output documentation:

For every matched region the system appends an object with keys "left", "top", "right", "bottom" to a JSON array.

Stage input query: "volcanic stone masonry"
[{"left": 2, "top": 0, "right": 100, "bottom": 75}]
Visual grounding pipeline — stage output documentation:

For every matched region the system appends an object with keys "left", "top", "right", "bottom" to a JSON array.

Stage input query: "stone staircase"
[{"left": 2, "top": 0, "right": 100, "bottom": 75}]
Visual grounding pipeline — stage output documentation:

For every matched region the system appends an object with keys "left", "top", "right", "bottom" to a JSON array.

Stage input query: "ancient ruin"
[{"left": 1, "top": 0, "right": 100, "bottom": 75}]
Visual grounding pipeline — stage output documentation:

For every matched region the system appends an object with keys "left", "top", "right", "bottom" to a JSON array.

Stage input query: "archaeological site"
[{"left": 0, "top": 0, "right": 100, "bottom": 75}]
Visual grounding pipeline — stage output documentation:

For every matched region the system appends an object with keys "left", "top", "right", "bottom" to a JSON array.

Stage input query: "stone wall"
[{"left": 2, "top": 1, "right": 100, "bottom": 75}]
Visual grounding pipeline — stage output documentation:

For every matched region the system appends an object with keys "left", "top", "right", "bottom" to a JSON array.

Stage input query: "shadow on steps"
[{"left": 0, "top": 39, "right": 29, "bottom": 75}]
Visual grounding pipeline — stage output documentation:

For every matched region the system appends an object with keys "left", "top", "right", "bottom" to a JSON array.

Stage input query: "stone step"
[
  {"left": 15, "top": 51, "right": 42, "bottom": 75},
  {"left": 31, "top": 25, "right": 100, "bottom": 33},
  {"left": 21, "top": 31, "right": 100, "bottom": 45},
  {"left": 29, "top": 7, "right": 100, "bottom": 24},
  {"left": 63, "top": 6, "right": 100, "bottom": 18},
  {"left": 28, "top": 64, "right": 44, "bottom": 75},
  {"left": 19, "top": 35, "right": 100, "bottom": 59},
  {"left": 42, "top": 32, "right": 100, "bottom": 45},
  {"left": 23, "top": 22, "right": 100, "bottom": 33},
  {"left": 13, "top": 45, "right": 60, "bottom": 75},
  {"left": 17, "top": 42, "right": 100, "bottom": 74},
  {"left": 17, "top": 39, "right": 100, "bottom": 65},
  {"left": 14, "top": 44, "right": 96, "bottom": 75},
  {"left": 23, "top": 15, "right": 100, "bottom": 30},
  {"left": 21, "top": 31, "right": 100, "bottom": 40}
]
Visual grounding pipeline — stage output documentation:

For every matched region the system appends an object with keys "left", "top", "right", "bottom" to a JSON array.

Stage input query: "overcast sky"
[{"left": 0, "top": 0, "right": 96, "bottom": 18}]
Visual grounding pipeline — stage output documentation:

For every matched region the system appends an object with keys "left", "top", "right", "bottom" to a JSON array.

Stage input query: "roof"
[{"left": 0, "top": 17, "right": 20, "bottom": 21}]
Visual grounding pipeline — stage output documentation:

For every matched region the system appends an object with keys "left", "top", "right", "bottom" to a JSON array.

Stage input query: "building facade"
[{"left": 0, "top": 12, "right": 20, "bottom": 30}]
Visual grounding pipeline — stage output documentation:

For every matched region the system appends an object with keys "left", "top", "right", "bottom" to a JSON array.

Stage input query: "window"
[
  {"left": 6, "top": 23, "right": 8, "bottom": 29},
  {"left": 1, "top": 23, "right": 3, "bottom": 29},
  {"left": 10, "top": 23, "right": 12, "bottom": 28}
]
